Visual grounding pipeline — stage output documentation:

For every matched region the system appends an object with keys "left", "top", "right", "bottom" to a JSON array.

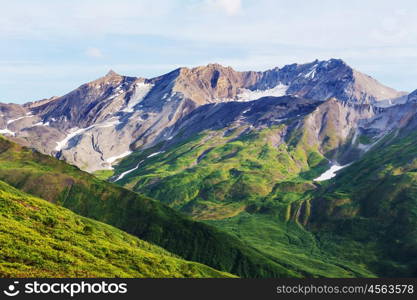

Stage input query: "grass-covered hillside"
[
  {"left": 111, "top": 126, "right": 380, "bottom": 277},
  {"left": 0, "top": 180, "right": 234, "bottom": 278},
  {"left": 114, "top": 125, "right": 327, "bottom": 218},
  {"left": 111, "top": 117, "right": 417, "bottom": 277},
  {"left": 0, "top": 135, "right": 299, "bottom": 278},
  {"left": 310, "top": 129, "right": 417, "bottom": 277},
  {"left": 205, "top": 213, "right": 375, "bottom": 277}
]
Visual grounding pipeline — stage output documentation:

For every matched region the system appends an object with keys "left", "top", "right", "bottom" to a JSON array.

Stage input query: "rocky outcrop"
[
  {"left": 259, "top": 59, "right": 405, "bottom": 104},
  {"left": 172, "top": 64, "right": 261, "bottom": 104},
  {"left": 31, "top": 70, "right": 142, "bottom": 129},
  {"left": 150, "top": 96, "right": 384, "bottom": 165},
  {"left": 301, "top": 99, "right": 376, "bottom": 162}
]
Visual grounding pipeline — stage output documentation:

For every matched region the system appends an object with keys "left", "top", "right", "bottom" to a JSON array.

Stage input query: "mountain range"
[
  {"left": 0, "top": 59, "right": 407, "bottom": 172},
  {"left": 1, "top": 58, "right": 417, "bottom": 277}
]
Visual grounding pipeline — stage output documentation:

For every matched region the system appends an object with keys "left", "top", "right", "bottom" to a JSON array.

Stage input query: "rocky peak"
[
  {"left": 105, "top": 69, "right": 120, "bottom": 77},
  {"left": 150, "top": 59, "right": 404, "bottom": 107},
  {"left": 324, "top": 58, "right": 347, "bottom": 66},
  {"left": 266, "top": 58, "right": 403, "bottom": 104},
  {"left": 172, "top": 63, "right": 260, "bottom": 105},
  {"left": 350, "top": 70, "right": 405, "bottom": 103},
  {"left": 407, "top": 89, "right": 417, "bottom": 103},
  {"left": 29, "top": 70, "right": 139, "bottom": 129},
  {"left": 179, "top": 63, "right": 239, "bottom": 78},
  {"left": 89, "top": 70, "right": 126, "bottom": 88}
]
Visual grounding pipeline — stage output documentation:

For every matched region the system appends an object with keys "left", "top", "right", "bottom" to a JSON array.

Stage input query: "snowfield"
[
  {"left": 106, "top": 151, "right": 133, "bottom": 164},
  {"left": 314, "top": 163, "right": 350, "bottom": 181},
  {"left": 0, "top": 128, "right": 16, "bottom": 136},
  {"left": 237, "top": 83, "right": 288, "bottom": 101},
  {"left": 114, "top": 161, "right": 143, "bottom": 181},
  {"left": 55, "top": 118, "right": 121, "bottom": 151},
  {"left": 237, "top": 83, "right": 288, "bottom": 102},
  {"left": 122, "top": 82, "right": 154, "bottom": 113}
]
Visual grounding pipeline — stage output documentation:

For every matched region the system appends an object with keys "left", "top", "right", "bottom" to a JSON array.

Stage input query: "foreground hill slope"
[
  {"left": 0, "top": 180, "right": 234, "bottom": 278},
  {"left": 0, "top": 135, "right": 300, "bottom": 278}
]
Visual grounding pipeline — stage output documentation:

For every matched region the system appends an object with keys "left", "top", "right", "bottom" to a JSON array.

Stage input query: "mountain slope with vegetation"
[
  {"left": 310, "top": 126, "right": 417, "bottom": 276},
  {"left": 0, "top": 180, "right": 234, "bottom": 278},
  {"left": 1, "top": 58, "right": 415, "bottom": 278},
  {"left": 113, "top": 132, "right": 376, "bottom": 276},
  {"left": 0, "top": 135, "right": 302, "bottom": 278},
  {"left": 112, "top": 96, "right": 375, "bottom": 219},
  {"left": 110, "top": 100, "right": 417, "bottom": 278},
  {"left": 108, "top": 103, "right": 379, "bottom": 277}
]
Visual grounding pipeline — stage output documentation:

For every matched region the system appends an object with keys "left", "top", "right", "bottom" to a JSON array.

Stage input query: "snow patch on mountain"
[
  {"left": 147, "top": 151, "right": 164, "bottom": 158},
  {"left": 114, "top": 161, "right": 143, "bottom": 181},
  {"left": 32, "top": 121, "right": 50, "bottom": 127},
  {"left": 55, "top": 128, "right": 87, "bottom": 152},
  {"left": 0, "top": 128, "right": 15, "bottom": 136},
  {"left": 237, "top": 83, "right": 288, "bottom": 101},
  {"left": 304, "top": 66, "right": 317, "bottom": 79},
  {"left": 55, "top": 118, "right": 121, "bottom": 151},
  {"left": 122, "top": 82, "right": 154, "bottom": 113},
  {"left": 7, "top": 116, "right": 29, "bottom": 124},
  {"left": 314, "top": 163, "right": 350, "bottom": 181},
  {"left": 105, "top": 151, "right": 132, "bottom": 164}
]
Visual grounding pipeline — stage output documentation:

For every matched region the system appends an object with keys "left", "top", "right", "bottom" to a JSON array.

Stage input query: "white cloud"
[
  {"left": 205, "top": 0, "right": 242, "bottom": 15},
  {"left": 85, "top": 47, "right": 103, "bottom": 58},
  {"left": 2, "top": 0, "right": 417, "bottom": 48}
]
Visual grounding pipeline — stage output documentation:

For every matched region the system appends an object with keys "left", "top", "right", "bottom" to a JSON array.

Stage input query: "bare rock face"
[
  {"left": 23, "top": 96, "right": 59, "bottom": 109},
  {"left": 301, "top": 99, "right": 376, "bottom": 162},
  {"left": 172, "top": 64, "right": 261, "bottom": 104},
  {"left": 149, "top": 96, "right": 381, "bottom": 165},
  {"left": 152, "top": 95, "right": 321, "bottom": 143},
  {"left": 262, "top": 59, "right": 405, "bottom": 104},
  {"left": 0, "top": 59, "right": 408, "bottom": 172},
  {"left": 32, "top": 70, "right": 142, "bottom": 129},
  {"left": 160, "top": 59, "right": 405, "bottom": 106}
]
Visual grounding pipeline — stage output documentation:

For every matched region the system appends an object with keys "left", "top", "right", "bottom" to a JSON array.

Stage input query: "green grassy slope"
[
  {"left": 115, "top": 125, "right": 328, "bottom": 217},
  {"left": 112, "top": 118, "right": 417, "bottom": 277},
  {"left": 112, "top": 126, "right": 379, "bottom": 277},
  {"left": 0, "top": 180, "right": 234, "bottom": 278},
  {"left": 205, "top": 213, "right": 374, "bottom": 277},
  {"left": 310, "top": 129, "right": 417, "bottom": 276},
  {"left": 0, "top": 135, "right": 298, "bottom": 278}
]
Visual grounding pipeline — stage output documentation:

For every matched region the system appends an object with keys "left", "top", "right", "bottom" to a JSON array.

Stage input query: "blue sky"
[{"left": 1, "top": 0, "right": 417, "bottom": 103}]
